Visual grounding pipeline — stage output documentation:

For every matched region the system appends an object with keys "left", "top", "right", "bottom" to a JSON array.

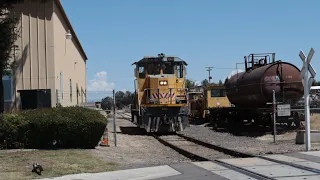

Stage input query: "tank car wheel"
[{"left": 211, "top": 111, "right": 221, "bottom": 130}]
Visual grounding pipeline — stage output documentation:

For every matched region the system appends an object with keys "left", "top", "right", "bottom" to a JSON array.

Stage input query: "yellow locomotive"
[
  {"left": 189, "top": 85, "right": 231, "bottom": 121},
  {"left": 130, "top": 53, "right": 189, "bottom": 133}
]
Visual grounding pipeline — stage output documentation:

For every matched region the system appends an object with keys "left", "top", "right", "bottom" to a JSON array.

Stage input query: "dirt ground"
[
  {"left": 0, "top": 149, "right": 118, "bottom": 180},
  {"left": 310, "top": 113, "right": 320, "bottom": 129},
  {"left": 90, "top": 112, "right": 190, "bottom": 170},
  {"left": 257, "top": 113, "right": 320, "bottom": 142}
]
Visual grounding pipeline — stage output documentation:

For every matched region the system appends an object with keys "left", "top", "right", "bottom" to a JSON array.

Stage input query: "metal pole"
[
  {"left": 206, "top": 67, "right": 213, "bottom": 84},
  {"left": 304, "top": 61, "right": 311, "bottom": 151},
  {"left": 113, "top": 89, "right": 117, "bottom": 147},
  {"left": 273, "top": 90, "right": 276, "bottom": 143}
]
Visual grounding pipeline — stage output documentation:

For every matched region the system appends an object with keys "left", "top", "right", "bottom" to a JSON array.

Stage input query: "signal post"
[{"left": 299, "top": 48, "right": 316, "bottom": 151}]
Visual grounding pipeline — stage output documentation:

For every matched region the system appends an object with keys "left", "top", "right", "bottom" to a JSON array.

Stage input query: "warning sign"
[{"left": 277, "top": 104, "right": 291, "bottom": 117}]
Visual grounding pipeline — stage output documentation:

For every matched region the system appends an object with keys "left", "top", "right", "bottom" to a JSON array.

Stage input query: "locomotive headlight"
[{"left": 159, "top": 80, "right": 168, "bottom": 86}]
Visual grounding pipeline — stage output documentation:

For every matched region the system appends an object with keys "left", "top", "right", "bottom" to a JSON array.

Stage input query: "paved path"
[{"left": 40, "top": 150, "right": 320, "bottom": 180}]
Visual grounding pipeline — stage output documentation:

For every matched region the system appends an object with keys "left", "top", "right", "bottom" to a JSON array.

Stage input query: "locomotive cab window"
[
  {"left": 177, "top": 64, "right": 184, "bottom": 78},
  {"left": 138, "top": 65, "right": 146, "bottom": 78},
  {"left": 211, "top": 89, "right": 227, "bottom": 97},
  {"left": 163, "top": 63, "right": 174, "bottom": 74},
  {"left": 147, "top": 63, "right": 160, "bottom": 75}
]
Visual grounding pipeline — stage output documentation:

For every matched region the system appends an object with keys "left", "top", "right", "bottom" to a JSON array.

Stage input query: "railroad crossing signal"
[
  {"left": 300, "top": 48, "right": 316, "bottom": 89},
  {"left": 299, "top": 47, "right": 316, "bottom": 152}
]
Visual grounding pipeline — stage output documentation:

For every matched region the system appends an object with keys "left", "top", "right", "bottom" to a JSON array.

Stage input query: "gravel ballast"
[
  {"left": 178, "top": 124, "right": 320, "bottom": 155},
  {"left": 90, "top": 111, "right": 191, "bottom": 170}
]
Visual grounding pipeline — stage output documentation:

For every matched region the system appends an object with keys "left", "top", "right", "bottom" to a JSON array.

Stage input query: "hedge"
[{"left": 0, "top": 107, "right": 107, "bottom": 149}]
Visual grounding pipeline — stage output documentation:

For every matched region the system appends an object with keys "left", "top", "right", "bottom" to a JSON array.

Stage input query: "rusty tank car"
[{"left": 209, "top": 53, "right": 304, "bottom": 129}]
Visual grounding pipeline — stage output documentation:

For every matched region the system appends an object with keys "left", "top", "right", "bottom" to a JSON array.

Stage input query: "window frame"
[
  {"left": 69, "top": 79, "right": 72, "bottom": 102},
  {"left": 138, "top": 64, "right": 146, "bottom": 78},
  {"left": 177, "top": 64, "right": 184, "bottom": 78},
  {"left": 60, "top": 71, "right": 64, "bottom": 100}
]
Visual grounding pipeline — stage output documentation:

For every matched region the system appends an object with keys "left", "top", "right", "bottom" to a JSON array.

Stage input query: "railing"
[{"left": 143, "top": 88, "right": 188, "bottom": 104}]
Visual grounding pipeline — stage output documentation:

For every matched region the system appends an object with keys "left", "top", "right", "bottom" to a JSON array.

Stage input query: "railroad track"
[
  {"left": 116, "top": 111, "right": 131, "bottom": 120},
  {"left": 117, "top": 112, "right": 320, "bottom": 179}
]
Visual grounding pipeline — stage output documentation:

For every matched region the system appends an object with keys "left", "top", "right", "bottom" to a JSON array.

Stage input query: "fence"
[
  {"left": 272, "top": 90, "right": 320, "bottom": 137},
  {"left": 273, "top": 90, "right": 320, "bottom": 118},
  {"left": 55, "top": 89, "right": 115, "bottom": 108}
]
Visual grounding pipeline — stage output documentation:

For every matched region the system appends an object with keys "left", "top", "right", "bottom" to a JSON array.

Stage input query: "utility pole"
[{"left": 206, "top": 67, "right": 213, "bottom": 83}]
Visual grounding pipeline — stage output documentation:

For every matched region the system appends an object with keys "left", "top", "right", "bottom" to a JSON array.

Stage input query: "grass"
[
  {"left": 310, "top": 113, "right": 320, "bottom": 129},
  {"left": 0, "top": 149, "right": 118, "bottom": 180}
]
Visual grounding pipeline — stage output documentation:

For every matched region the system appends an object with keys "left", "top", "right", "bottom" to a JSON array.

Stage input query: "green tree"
[
  {"left": 186, "top": 79, "right": 195, "bottom": 89},
  {"left": 312, "top": 80, "right": 320, "bottom": 86},
  {"left": 101, "top": 96, "right": 113, "bottom": 110},
  {"left": 218, "top": 80, "right": 223, "bottom": 85},
  {"left": 122, "top": 90, "right": 133, "bottom": 106},
  {"left": 0, "top": 0, "right": 19, "bottom": 113},
  {"left": 115, "top": 91, "right": 125, "bottom": 109},
  {"left": 113, "top": 90, "right": 135, "bottom": 109},
  {"left": 201, "top": 79, "right": 209, "bottom": 87}
]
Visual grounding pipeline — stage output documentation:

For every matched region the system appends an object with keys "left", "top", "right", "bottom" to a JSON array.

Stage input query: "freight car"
[
  {"left": 208, "top": 53, "right": 304, "bottom": 129},
  {"left": 188, "top": 85, "right": 232, "bottom": 121},
  {"left": 130, "top": 53, "right": 189, "bottom": 133}
]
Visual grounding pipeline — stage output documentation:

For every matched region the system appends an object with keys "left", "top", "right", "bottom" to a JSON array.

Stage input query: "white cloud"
[
  {"left": 227, "top": 69, "right": 244, "bottom": 79},
  {"left": 88, "top": 71, "right": 115, "bottom": 91},
  {"left": 195, "top": 81, "right": 201, "bottom": 86}
]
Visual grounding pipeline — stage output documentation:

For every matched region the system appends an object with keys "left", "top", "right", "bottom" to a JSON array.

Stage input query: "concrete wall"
[
  {"left": 4, "top": 0, "right": 87, "bottom": 111},
  {"left": 53, "top": 0, "right": 87, "bottom": 107}
]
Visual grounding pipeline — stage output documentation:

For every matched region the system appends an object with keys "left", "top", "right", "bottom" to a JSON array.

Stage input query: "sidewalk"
[
  {"left": 38, "top": 150, "right": 320, "bottom": 180},
  {"left": 38, "top": 165, "right": 181, "bottom": 180}
]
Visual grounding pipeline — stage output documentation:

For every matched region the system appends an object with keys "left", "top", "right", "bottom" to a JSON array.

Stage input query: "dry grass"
[
  {"left": 310, "top": 113, "right": 320, "bottom": 129},
  {"left": 0, "top": 149, "right": 118, "bottom": 180}
]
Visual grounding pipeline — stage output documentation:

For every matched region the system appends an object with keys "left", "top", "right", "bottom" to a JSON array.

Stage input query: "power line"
[{"left": 211, "top": 66, "right": 237, "bottom": 70}]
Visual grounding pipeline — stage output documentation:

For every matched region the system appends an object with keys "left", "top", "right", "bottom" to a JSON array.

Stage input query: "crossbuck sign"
[{"left": 299, "top": 48, "right": 316, "bottom": 151}]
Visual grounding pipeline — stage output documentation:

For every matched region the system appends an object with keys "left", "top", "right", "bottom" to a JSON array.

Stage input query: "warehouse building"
[{"left": 3, "top": 0, "right": 88, "bottom": 111}]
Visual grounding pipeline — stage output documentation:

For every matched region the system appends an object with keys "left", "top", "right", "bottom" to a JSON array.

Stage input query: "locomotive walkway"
[{"left": 40, "top": 150, "right": 320, "bottom": 180}]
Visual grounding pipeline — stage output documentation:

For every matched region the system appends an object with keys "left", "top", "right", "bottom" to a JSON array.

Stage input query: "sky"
[{"left": 60, "top": 0, "right": 320, "bottom": 101}]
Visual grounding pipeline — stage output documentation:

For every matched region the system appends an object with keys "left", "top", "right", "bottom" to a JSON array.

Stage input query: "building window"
[
  {"left": 69, "top": 79, "right": 72, "bottom": 102},
  {"left": 81, "top": 87, "right": 83, "bottom": 103},
  {"left": 76, "top": 83, "right": 79, "bottom": 104},
  {"left": 3, "top": 75, "right": 13, "bottom": 102},
  {"left": 60, "top": 71, "right": 63, "bottom": 100},
  {"left": 85, "top": 89, "right": 87, "bottom": 102}
]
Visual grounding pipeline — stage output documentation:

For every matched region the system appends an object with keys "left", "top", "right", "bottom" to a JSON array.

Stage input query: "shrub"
[{"left": 0, "top": 107, "right": 107, "bottom": 149}]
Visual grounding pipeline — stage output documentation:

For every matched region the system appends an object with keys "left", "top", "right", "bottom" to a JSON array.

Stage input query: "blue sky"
[{"left": 61, "top": 0, "right": 320, "bottom": 101}]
